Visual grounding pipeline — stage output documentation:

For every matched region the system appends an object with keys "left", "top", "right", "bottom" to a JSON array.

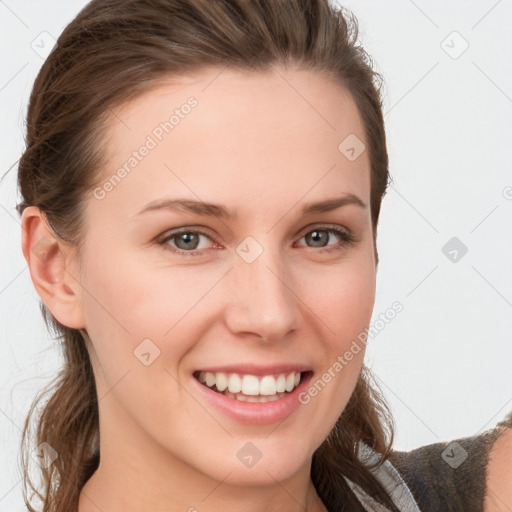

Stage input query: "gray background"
[{"left": 1, "top": 0, "right": 511, "bottom": 509}]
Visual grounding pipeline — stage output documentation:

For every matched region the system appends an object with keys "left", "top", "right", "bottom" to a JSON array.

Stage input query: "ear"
[{"left": 20, "top": 206, "right": 86, "bottom": 329}]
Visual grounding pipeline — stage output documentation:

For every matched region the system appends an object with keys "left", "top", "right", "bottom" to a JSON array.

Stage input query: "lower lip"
[{"left": 192, "top": 372, "right": 314, "bottom": 425}]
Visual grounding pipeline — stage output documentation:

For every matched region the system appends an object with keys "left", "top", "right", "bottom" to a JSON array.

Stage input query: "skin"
[
  {"left": 484, "top": 426, "right": 512, "bottom": 512},
  {"left": 22, "top": 65, "right": 377, "bottom": 512}
]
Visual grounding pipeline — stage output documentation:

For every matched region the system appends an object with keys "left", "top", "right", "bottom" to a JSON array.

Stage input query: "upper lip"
[{"left": 194, "top": 363, "right": 313, "bottom": 377}]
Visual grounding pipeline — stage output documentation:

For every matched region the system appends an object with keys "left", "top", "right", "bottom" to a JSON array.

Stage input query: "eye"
[
  {"left": 295, "top": 226, "right": 356, "bottom": 253},
  {"left": 157, "top": 228, "right": 219, "bottom": 256}
]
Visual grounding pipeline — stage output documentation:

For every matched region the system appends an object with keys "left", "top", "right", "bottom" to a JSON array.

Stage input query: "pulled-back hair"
[{"left": 17, "top": 1, "right": 397, "bottom": 511}]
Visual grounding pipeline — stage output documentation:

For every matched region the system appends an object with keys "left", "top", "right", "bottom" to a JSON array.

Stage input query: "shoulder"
[
  {"left": 484, "top": 425, "right": 512, "bottom": 512},
  {"left": 386, "top": 426, "right": 506, "bottom": 512}
]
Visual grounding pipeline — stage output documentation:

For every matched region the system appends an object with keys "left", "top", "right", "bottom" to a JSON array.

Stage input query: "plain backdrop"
[{"left": 1, "top": 0, "right": 511, "bottom": 509}]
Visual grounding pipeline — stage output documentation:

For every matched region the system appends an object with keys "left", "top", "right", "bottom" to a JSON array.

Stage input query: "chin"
[{"left": 198, "top": 438, "right": 312, "bottom": 486}]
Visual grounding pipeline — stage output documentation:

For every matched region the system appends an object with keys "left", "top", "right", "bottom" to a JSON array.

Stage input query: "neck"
[{"left": 79, "top": 460, "right": 328, "bottom": 512}]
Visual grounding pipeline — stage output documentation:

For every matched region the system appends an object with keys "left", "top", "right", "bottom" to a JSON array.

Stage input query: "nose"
[{"left": 223, "top": 241, "right": 301, "bottom": 342}]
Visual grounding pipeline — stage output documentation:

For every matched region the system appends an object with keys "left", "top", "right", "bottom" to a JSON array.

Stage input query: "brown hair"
[{"left": 16, "top": 1, "right": 397, "bottom": 511}]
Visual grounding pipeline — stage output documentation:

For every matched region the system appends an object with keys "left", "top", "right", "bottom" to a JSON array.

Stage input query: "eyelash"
[{"left": 156, "top": 225, "right": 356, "bottom": 257}]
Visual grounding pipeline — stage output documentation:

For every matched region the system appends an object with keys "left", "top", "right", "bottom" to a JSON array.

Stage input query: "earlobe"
[{"left": 20, "top": 206, "right": 86, "bottom": 329}]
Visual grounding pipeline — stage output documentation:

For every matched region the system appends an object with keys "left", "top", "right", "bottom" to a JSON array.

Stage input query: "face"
[{"left": 75, "top": 65, "right": 376, "bottom": 487}]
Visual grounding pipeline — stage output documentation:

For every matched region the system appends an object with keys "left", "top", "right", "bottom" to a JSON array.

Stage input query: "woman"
[{"left": 16, "top": 1, "right": 511, "bottom": 511}]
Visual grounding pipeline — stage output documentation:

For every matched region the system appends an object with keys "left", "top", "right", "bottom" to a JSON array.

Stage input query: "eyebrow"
[{"left": 135, "top": 193, "right": 367, "bottom": 220}]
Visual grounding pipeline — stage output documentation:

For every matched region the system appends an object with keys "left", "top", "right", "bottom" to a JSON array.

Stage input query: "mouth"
[{"left": 192, "top": 369, "right": 313, "bottom": 403}]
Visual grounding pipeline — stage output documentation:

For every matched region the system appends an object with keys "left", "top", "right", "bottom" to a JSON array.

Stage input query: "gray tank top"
[
  {"left": 343, "top": 440, "right": 422, "bottom": 512},
  {"left": 342, "top": 424, "right": 508, "bottom": 512}
]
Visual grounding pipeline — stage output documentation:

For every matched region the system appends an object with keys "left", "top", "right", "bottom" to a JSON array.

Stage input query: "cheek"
[
  {"left": 300, "top": 251, "right": 376, "bottom": 345},
  {"left": 80, "top": 243, "right": 211, "bottom": 336},
  {"left": 297, "top": 252, "right": 375, "bottom": 430},
  {"left": 77, "top": 245, "right": 224, "bottom": 396}
]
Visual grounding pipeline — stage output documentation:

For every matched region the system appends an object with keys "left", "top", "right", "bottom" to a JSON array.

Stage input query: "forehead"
[{"left": 92, "top": 66, "right": 370, "bottom": 221}]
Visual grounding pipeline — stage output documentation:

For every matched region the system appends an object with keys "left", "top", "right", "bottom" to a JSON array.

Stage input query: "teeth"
[
  {"left": 196, "top": 370, "right": 303, "bottom": 397},
  {"left": 260, "top": 375, "right": 277, "bottom": 395},
  {"left": 215, "top": 372, "right": 228, "bottom": 392},
  {"left": 223, "top": 389, "right": 285, "bottom": 402},
  {"left": 228, "top": 373, "right": 242, "bottom": 393},
  {"left": 276, "top": 374, "right": 286, "bottom": 392},
  {"left": 242, "top": 375, "right": 260, "bottom": 395},
  {"left": 205, "top": 372, "right": 216, "bottom": 387},
  {"left": 285, "top": 373, "right": 295, "bottom": 392}
]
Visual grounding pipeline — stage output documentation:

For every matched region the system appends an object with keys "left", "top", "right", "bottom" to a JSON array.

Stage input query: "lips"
[{"left": 192, "top": 369, "right": 315, "bottom": 424}]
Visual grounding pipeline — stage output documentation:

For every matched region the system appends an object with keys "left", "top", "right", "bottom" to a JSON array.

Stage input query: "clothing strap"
[{"left": 342, "top": 441, "right": 423, "bottom": 512}]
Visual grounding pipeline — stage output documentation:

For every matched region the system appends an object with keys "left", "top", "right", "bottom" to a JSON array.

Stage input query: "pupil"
[
  {"left": 177, "top": 233, "right": 199, "bottom": 250},
  {"left": 308, "top": 230, "right": 327, "bottom": 247}
]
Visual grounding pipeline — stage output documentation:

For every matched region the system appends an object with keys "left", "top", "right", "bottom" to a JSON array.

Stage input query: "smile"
[{"left": 193, "top": 370, "right": 304, "bottom": 402}]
